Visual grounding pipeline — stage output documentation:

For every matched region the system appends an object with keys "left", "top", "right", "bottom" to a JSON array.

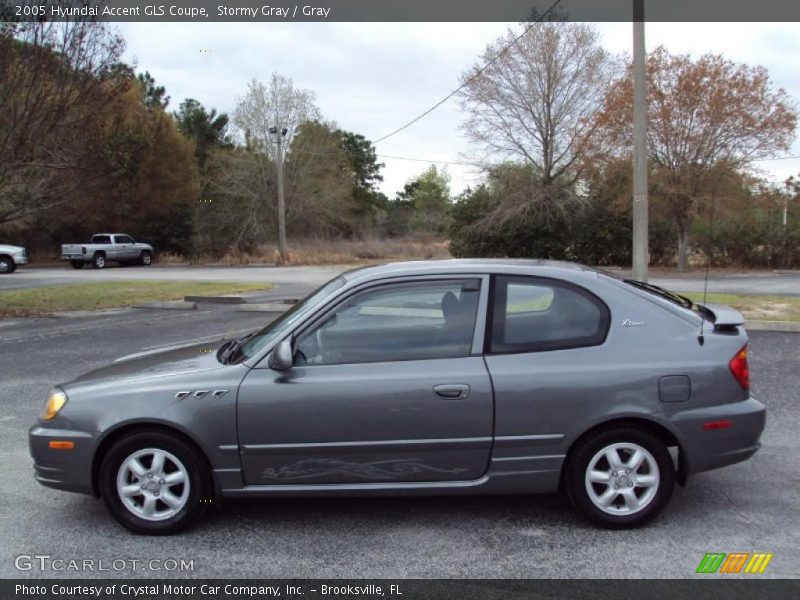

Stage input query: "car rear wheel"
[
  {"left": 0, "top": 256, "right": 15, "bottom": 274},
  {"left": 99, "top": 431, "right": 212, "bottom": 534},
  {"left": 92, "top": 254, "right": 106, "bottom": 269},
  {"left": 565, "top": 427, "right": 675, "bottom": 529}
]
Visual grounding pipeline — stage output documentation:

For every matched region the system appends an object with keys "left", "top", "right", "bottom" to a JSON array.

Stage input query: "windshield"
[{"left": 230, "top": 275, "right": 346, "bottom": 363}]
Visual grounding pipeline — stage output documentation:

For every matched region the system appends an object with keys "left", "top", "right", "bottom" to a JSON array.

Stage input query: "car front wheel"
[
  {"left": 565, "top": 427, "right": 675, "bottom": 529},
  {"left": 0, "top": 256, "right": 16, "bottom": 274},
  {"left": 140, "top": 251, "right": 152, "bottom": 266},
  {"left": 99, "top": 431, "right": 213, "bottom": 534}
]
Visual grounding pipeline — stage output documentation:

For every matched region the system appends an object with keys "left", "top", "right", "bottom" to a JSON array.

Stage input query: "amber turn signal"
[{"left": 48, "top": 440, "right": 75, "bottom": 450}]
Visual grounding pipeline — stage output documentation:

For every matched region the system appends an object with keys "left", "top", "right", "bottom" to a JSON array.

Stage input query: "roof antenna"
[{"left": 698, "top": 193, "right": 716, "bottom": 346}]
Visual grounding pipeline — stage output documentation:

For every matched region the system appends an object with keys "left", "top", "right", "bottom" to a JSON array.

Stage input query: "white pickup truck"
[
  {"left": 0, "top": 243, "right": 27, "bottom": 274},
  {"left": 61, "top": 233, "right": 154, "bottom": 269}
]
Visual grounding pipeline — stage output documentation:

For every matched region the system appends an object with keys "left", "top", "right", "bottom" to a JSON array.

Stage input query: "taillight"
[{"left": 729, "top": 344, "right": 749, "bottom": 390}]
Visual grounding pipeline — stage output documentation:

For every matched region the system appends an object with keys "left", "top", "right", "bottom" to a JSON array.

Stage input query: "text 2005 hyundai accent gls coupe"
[{"left": 30, "top": 260, "right": 765, "bottom": 534}]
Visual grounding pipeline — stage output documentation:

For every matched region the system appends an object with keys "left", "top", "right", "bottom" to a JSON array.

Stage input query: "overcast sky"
[{"left": 116, "top": 22, "right": 800, "bottom": 197}]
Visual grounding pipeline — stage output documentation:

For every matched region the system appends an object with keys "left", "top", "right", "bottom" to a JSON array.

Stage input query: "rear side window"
[
  {"left": 91, "top": 235, "right": 111, "bottom": 244},
  {"left": 488, "top": 276, "right": 610, "bottom": 353}
]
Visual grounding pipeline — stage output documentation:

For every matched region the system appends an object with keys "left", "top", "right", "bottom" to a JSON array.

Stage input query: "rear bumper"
[
  {"left": 29, "top": 426, "right": 95, "bottom": 495},
  {"left": 671, "top": 397, "right": 766, "bottom": 475}
]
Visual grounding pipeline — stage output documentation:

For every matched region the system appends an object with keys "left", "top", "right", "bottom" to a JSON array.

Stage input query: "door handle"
[{"left": 433, "top": 384, "right": 470, "bottom": 400}]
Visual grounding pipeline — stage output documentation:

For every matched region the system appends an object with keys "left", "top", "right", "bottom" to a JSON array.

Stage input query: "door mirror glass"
[{"left": 269, "top": 339, "right": 294, "bottom": 371}]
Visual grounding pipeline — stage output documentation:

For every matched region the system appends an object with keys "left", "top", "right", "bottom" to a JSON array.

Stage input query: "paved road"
[
  {"left": 2, "top": 264, "right": 798, "bottom": 296},
  {"left": 0, "top": 304, "right": 797, "bottom": 579},
  {"left": 0, "top": 265, "right": 346, "bottom": 293},
  {"left": 650, "top": 271, "right": 800, "bottom": 297}
]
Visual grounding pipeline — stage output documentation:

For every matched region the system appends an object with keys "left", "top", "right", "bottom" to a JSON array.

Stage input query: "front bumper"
[
  {"left": 29, "top": 426, "right": 95, "bottom": 495},
  {"left": 15, "top": 255, "right": 27, "bottom": 266},
  {"left": 671, "top": 396, "right": 766, "bottom": 475}
]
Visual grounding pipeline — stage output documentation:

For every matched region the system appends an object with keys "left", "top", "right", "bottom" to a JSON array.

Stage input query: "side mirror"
[{"left": 269, "top": 339, "right": 294, "bottom": 371}]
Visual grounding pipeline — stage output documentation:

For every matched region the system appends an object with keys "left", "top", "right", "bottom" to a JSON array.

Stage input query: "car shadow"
[{"left": 202, "top": 493, "right": 580, "bottom": 532}]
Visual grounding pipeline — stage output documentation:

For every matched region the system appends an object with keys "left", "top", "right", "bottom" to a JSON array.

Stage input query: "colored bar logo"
[{"left": 696, "top": 552, "right": 773, "bottom": 574}]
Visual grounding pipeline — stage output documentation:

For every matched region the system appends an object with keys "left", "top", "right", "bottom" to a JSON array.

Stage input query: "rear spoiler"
[{"left": 695, "top": 303, "right": 745, "bottom": 329}]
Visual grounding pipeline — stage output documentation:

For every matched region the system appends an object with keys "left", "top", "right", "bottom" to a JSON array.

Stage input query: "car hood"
[
  {"left": 65, "top": 340, "right": 230, "bottom": 388},
  {"left": 0, "top": 244, "right": 24, "bottom": 252}
]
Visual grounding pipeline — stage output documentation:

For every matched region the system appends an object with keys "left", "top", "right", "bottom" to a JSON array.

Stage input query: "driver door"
[{"left": 236, "top": 277, "right": 493, "bottom": 486}]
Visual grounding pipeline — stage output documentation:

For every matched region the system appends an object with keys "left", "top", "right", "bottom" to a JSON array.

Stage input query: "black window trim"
[
  {"left": 291, "top": 275, "right": 485, "bottom": 368},
  {"left": 484, "top": 274, "right": 611, "bottom": 355}
]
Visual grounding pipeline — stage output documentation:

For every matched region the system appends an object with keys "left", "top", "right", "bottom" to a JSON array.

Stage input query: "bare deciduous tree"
[
  {"left": 204, "top": 116, "right": 353, "bottom": 255},
  {"left": 232, "top": 75, "right": 321, "bottom": 256},
  {"left": 596, "top": 46, "right": 797, "bottom": 271},
  {"left": 0, "top": 20, "right": 128, "bottom": 225},
  {"left": 200, "top": 148, "right": 270, "bottom": 253},
  {"left": 458, "top": 22, "right": 614, "bottom": 222}
]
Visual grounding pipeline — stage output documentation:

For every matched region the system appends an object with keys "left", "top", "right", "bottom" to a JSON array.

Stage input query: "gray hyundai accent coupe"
[{"left": 30, "top": 260, "right": 765, "bottom": 534}]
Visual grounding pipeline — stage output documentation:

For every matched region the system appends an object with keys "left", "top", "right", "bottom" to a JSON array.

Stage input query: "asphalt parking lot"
[{"left": 0, "top": 302, "right": 798, "bottom": 579}]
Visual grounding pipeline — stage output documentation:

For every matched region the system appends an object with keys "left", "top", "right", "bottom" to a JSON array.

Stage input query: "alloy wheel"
[
  {"left": 116, "top": 448, "right": 190, "bottom": 521},
  {"left": 584, "top": 442, "right": 660, "bottom": 516}
]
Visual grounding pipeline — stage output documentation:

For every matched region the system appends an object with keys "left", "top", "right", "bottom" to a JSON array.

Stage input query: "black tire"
[
  {"left": 70, "top": 260, "right": 85, "bottom": 269},
  {"left": 92, "top": 253, "right": 106, "bottom": 269},
  {"left": 99, "top": 430, "right": 213, "bottom": 535},
  {"left": 0, "top": 255, "right": 15, "bottom": 274},
  {"left": 564, "top": 427, "right": 675, "bottom": 529},
  {"left": 140, "top": 251, "right": 152, "bottom": 266}
]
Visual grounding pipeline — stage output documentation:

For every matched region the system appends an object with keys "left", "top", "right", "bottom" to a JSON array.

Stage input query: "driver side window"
[{"left": 295, "top": 279, "right": 481, "bottom": 366}]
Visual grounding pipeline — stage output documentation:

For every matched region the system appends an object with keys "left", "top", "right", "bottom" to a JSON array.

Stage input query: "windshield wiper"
[
  {"left": 217, "top": 331, "right": 256, "bottom": 364},
  {"left": 623, "top": 279, "right": 694, "bottom": 309}
]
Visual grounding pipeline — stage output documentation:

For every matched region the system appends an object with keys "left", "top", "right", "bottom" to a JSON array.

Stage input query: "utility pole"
[
  {"left": 270, "top": 126, "right": 288, "bottom": 260},
  {"left": 632, "top": 0, "right": 649, "bottom": 281}
]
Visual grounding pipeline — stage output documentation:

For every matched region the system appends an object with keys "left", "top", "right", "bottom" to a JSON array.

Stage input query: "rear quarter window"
[{"left": 489, "top": 275, "right": 610, "bottom": 354}]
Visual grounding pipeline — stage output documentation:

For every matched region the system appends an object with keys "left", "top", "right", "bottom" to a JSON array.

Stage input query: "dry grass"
[
  {"left": 682, "top": 293, "right": 800, "bottom": 323},
  {"left": 0, "top": 280, "right": 272, "bottom": 318},
  {"left": 168, "top": 237, "right": 452, "bottom": 266}
]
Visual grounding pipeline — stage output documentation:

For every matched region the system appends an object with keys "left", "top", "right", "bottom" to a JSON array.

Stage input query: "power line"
[
  {"left": 377, "top": 153, "right": 487, "bottom": 168},
  {"left": 289, "top": 145, "right": 492, "bottom": 168},
  {"left": 248, "top": 7, "right": 564, "bottom": 171},
  {"left": 371, "top": 0, "right": 563, "bottom": 145},
  {"left": 753, "top": 155, "right": 800, "bottom": 162}
]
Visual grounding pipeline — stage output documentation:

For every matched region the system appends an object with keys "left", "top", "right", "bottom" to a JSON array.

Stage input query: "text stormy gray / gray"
[{"left": 218, "top": 5, "right": 332, "bottom": 18}]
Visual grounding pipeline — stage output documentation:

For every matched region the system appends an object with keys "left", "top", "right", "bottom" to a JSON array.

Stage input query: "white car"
[{"left": 0, "top": 244, "right": 27, "bottom": 274}]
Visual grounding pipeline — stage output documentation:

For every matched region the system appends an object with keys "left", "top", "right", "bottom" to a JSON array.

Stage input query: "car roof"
[{"left": 342, "top": 259, "right": 600, "bottom": 283}]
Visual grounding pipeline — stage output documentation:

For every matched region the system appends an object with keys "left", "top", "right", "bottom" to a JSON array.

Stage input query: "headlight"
[{"left": 42, "top": 389, "right": 68, "bottom": 421}]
